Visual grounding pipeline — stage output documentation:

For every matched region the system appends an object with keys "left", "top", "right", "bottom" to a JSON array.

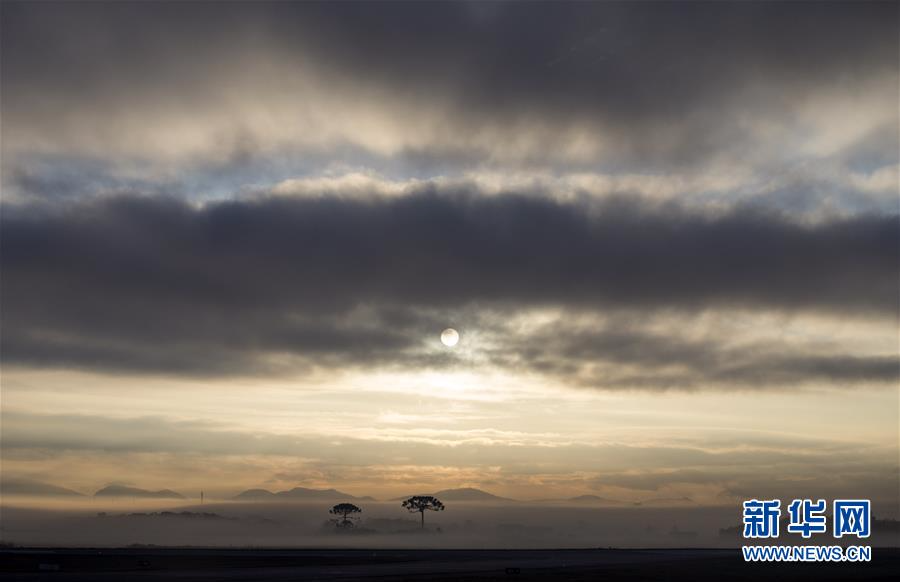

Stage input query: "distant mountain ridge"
[
  {"left": 233, "top": 486, "right": 373, "bottom": 501},
  {"left": 1, "top": 479, "right": 85, "bottom": 497},
  {"left": 634, "top": 496, "right": 694, "bottom": 506},
  {"left": 564, "top": 495, "right": 625, "bottom": 504},
  {"left": 5, "top": 480, "right": 650, "bottom": 506},
  {"left": 233, "top": 488, "right": 276, "bottom": 500},
  {"left": 94, "top": 485, "right": 185, "bottom": 499},
  {"left": 391, "top": 488, "right": 515, "bottom": 502}
]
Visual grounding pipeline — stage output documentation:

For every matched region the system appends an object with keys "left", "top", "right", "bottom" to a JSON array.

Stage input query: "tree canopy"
[
  {"left": 329, "top": 502, "right": 362, "bottom": 528},
  {"left": 401, "top": 495, "right": 445, "bottom": 529}
]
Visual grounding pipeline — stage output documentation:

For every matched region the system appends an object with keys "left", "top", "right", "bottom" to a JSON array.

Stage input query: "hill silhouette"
[
  {"left": 233, "top": 488, "right": 277, "bottom": 500},
  {"left": 565, "top": 495, "right": 625, "bottom": 504},
  {"left": 233, "top": 486, "right": 373, "bottom": 501},
  {"left": 634, "top": 496, "right": 694, "bottom": 506},
  {"left": 392, "top": 488, "right": 514, "bottom": 502},
  {"left": 1, "top": 479, "right": 85, "bottom": 497},
  {"left": 94, "top": 485, "right": 185, "bottom": 499}
]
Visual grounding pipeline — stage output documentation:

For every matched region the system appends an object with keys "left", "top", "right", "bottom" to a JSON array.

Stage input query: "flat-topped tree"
[
  {"left": 401, "top": 495, "right": 445, "bottom": 529},
  {"left": 329, "top": 502, "right": 362, "bottom": 528}
]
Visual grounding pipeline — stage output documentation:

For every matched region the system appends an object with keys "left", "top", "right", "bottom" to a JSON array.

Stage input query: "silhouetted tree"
[
  {"left": 329, "top": 503, "right": 362, "bottom": 528},
  {"left": 401, "top": 495, "right": 445, "bottom": 529}
]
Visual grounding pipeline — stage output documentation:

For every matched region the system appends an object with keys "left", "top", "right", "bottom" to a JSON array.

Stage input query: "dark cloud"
[
  {"left": 1, "top": 3, "right": 896, "bottom": 384},
  {"left": 2, "top": 1, "right": 896, "bottom": 169},
  {"left": 7, "top": 1, "right": 894, "bottom": 111},
  {"left": 1, "top": 190, "right": 896, "bottom": 382},
  {"left": 295, "top": 1, "right": 896, "bottom": 123},
  {"left": 495, "top": 325, "right": 899, "bottom": 390}
]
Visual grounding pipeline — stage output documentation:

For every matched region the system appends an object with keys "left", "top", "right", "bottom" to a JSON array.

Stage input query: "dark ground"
[{"left": 1, "top": 548, "right": 898, "bottom": 581}]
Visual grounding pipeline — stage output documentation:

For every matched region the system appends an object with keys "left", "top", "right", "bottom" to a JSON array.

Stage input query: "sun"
[{"left": 440, "top": 328, "right": 460, "bottom": 347}]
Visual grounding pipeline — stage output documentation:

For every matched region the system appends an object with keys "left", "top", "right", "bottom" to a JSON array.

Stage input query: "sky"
[{"left": 1, "top": 1, "right": 898, "bottom": 512}]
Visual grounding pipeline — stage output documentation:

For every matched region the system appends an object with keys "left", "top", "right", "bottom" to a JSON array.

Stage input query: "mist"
[{"left": 3, "top": 496, "right": 898, "bottom": 550}]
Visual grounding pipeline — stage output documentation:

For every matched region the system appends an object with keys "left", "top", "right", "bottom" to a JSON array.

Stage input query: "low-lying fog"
[{"left": 3, "top": 497, "right": 897, "bottom": 549}]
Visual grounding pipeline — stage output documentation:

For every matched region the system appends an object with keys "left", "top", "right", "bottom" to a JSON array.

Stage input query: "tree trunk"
[{"left": 420, "top": 510, "right": 425, "bottom": 529}]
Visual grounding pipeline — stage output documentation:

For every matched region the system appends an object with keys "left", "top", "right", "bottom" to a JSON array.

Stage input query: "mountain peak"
[
  {"left": 94, "top": 485, "right": 185, "bottom": 499},
  {"left": 1, "top": 479, "right": 85, "bottom": 497},
  {"left": 233, "top": 486, "right": 365, "bottom": 501},
  {"left": 392, "top": 488, "right": 514, "bottom": 502},
  {"left": 566, "top": 495, "right": 623, "bottom": 504}
]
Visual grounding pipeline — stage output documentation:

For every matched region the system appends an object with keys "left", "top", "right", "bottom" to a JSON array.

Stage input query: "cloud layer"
[
  {"left": 0, "top": 2, "right": 897, "bottom": 509},
  {"left": 3, "top": 191, "right": 896, "bottom": 386},
  {"left": 2, "top": 1, "right": 896, "bottom": 175},
  {"left": 3, "top": 409, "right": 897, "bottom": 505}
]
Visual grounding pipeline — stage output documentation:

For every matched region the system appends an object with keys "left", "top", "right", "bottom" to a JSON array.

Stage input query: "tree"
[
  {"left": 401, "top": 495, "right": 445, "bottom": 529},
  {"left": 329, "top": 503, "right": 362, "bottom": 528}
]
